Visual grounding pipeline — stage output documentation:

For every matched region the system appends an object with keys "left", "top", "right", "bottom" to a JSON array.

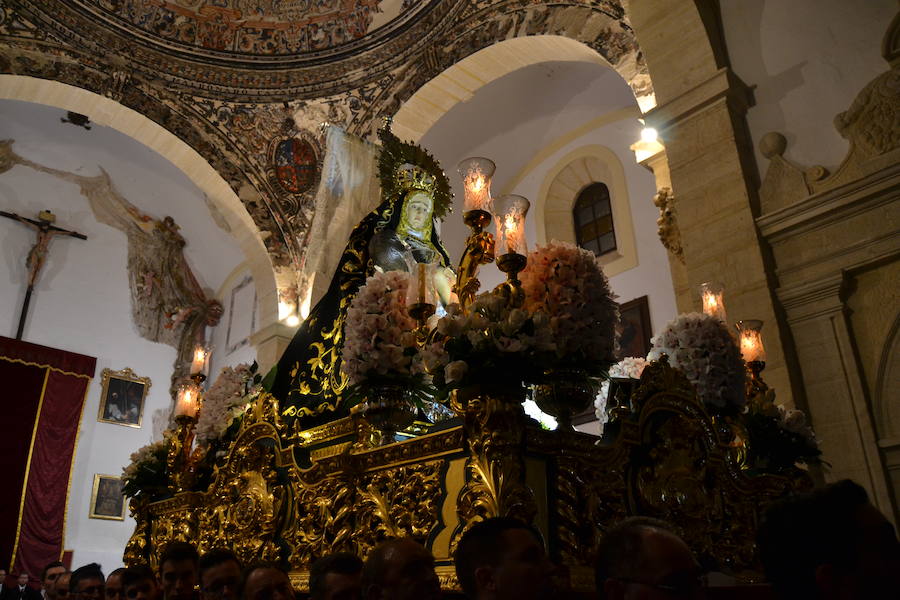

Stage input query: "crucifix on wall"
[{"left": 1, "top": 209, "right": 87, "bottom": 340}]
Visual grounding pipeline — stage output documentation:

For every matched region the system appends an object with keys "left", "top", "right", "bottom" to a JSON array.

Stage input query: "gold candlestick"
[
  {"left": 408, "top": 301, "right": 436, "bottom": 346},
  {"left": 454, "top": 209, "right": 495, "bottom": 311},
  {"left": 494, "top": 252, "right": 526, "bottom": 308}
]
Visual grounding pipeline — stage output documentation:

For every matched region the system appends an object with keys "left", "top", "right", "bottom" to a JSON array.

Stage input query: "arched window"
[{"left": 573, "top": 182, "right": 616, "bottom": 256}]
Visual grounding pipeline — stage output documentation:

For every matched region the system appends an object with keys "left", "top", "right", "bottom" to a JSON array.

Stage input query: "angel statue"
[{"left": 269, "top": 120, "right": 454, "bottom": 425}]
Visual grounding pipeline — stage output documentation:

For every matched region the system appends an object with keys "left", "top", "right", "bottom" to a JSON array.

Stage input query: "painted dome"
[{"left": 75, "top": 0, "right": 431, "bottom": 56}]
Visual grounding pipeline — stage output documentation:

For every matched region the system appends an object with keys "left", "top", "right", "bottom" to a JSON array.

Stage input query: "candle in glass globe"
[
  {"left": 737, "top": 319, "right": 766, "bottom": 363},
  {"left": 190, "top": 345, "right": 210, "bottom": 376},
  {"left": 174, "top": 383, "right": 199, "bottom": 418},
  {"left": 494, "top": 194, "right": 530, "bottom": 256},
  {"left": 699, "top": 281, "right": 727, "bottom": 323},
  {"left": 457, "top": 157, "right": 496, "bottom": 213}
]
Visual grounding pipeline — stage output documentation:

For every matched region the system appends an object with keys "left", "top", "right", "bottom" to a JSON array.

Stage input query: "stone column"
[
  {"left": 779, "top": 274, "right": 895, "bottom": 517},
  {"left": 250, "top": 322, "right": 297, "bottom": 374},
  {"left": 641, "top": 67, "right": 800, "bottom": 407}
]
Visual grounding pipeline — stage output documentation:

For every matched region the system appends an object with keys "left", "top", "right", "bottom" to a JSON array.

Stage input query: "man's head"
[
  {"left": 19, "top": 574, "right": 30, "bottom": 587},
  {"left": 1, "top": 569, "right": 7, "bottom": 582},
  {"left": 106, "top": 568, "right": 127, "bottom": 600},
  {"left": 159, "top": 542, "right": 199, "bottom": 600},
  {"left": 199, "top": 549, "right": 242, "bottom": 600},
  {"left": 121, "top": 566, "right": 160, "bottom": 600},
  {"left": 595, "top": 517, "right": 704, "bottom": 600},
  {"left": 361, "top": 538, "right": 440, "bottom": 600},
  {"left": 309, "top": 553, "right": 362, "bottom": 600},
  {"left": 43, "top": 563, "right": 67, "bottom": 595},
  {"left": 454, "top": 517, "right": 556, "bottom": 600},
  {"left": 758, "top": 479, "right": 900, "bottom": 599},
  {"left": 54, "top": 574, "right": 72, "bottom": 600},
  {"left": 70, "top": 565, "right": 105, "bottom": 600},
  {"left": 240, "top": 565, "right": 293, "bottom": 600}
]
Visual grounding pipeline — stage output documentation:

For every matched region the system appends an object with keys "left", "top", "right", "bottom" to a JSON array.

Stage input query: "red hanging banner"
[{"left": 0, "top": 337, "right": 95, "bottom": 575}]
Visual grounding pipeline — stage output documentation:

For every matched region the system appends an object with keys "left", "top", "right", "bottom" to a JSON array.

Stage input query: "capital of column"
[
  {"left": 642, "top": 67, "right": 754, "bottom": 134},
  {"left": 778, "top": 273, "right": 849, "bottom": 324}
]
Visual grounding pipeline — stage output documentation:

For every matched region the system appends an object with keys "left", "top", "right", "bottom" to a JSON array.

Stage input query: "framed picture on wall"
[
  {"left": 97, "top": 367, "right": 150, "bottom": 428},
  {"left": 89, "top": 474, "right": 126, "bottom": 520},
  {"left": 617, "top": 295, "right": 653, "bottom": 361}
]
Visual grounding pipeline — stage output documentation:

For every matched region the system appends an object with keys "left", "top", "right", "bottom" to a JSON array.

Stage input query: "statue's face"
[{"left": 405, "top": 191, "right": 432, "bottom": 231}]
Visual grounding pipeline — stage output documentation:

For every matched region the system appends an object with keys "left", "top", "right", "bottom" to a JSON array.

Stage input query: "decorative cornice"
[
  {"left": 757, "top": 160, "right": 900, "bottom": 242},
  {"left": 777, "top": 273, "right": 848, "bottom": 323}
]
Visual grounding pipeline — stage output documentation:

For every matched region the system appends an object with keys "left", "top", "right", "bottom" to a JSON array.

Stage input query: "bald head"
[
  {"left": 595, "top": 518, "right": 702, "bottom": 600},
  {"left": 362, "top": 539, "right": 440, "bottom": 600}
]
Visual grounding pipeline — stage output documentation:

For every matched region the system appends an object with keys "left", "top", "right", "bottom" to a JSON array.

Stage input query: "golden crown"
[{"left": 396, "top": 164, "right": 437, "bottom": 195}]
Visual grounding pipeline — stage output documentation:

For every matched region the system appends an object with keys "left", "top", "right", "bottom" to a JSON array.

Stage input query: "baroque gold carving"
[
  {"left": 454, "top": 389, "right": 536, "bottom": 551},
  {"left": 126, "top": 357, "right": 809, "bottom": 589}
]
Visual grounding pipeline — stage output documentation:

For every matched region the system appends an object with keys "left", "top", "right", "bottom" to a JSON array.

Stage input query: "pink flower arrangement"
[
  {"left": 647, "top": 313, "right": 745, "bottom": 411},
  {"left": 519, "top": 241, "right": 619, "bottom": 372},
  {"left": 341, "top": 270, "right": 425, "bottom": 387},
  {"left": 195, "top": 364, "right": 253, "bottom": 444}
]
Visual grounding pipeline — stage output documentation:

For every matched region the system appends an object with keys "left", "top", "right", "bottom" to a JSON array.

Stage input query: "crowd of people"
[{"left": 0, "top": 480, "right": 896, "bottom": 599}]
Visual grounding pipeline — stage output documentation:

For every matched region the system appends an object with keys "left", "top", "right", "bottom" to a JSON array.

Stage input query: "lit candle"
[
  {"left": 458, "top": 157, "right": 496, "bottom": 213},
  {"left": 494, "top": 194, "right": 530, "bottom": 256},
  {"left": 417, "top": 262, "right": 427, "bottom": 304},
  {"left": 504, "top": 214, "right": 520, "bottom": 254},
  {"left": 699, "top": 281, "right": 727, "bottom": 323},
  {"left": 190, "top": 345, "right": 209, "bottom": 377},
  {"left": 174, "top": 384, "right": 199, "bottom": 418},
  {"left": 737, "top": 320, "right": 766, "bottom": 362}
]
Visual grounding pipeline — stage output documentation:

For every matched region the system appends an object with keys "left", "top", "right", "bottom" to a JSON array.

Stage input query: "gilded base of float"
[{"left": 124, "top": 358, "right": 809, "bottom": 591}]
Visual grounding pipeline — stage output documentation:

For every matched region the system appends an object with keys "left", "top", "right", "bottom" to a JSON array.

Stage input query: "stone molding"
[
  {"left": 642, "top": 67, "right": 753, "bottom": 134},
  {"left": 757, "top": 161, "right": 900, "bottom": 242},
  {"left": 777, "top": 274, "right": 847, "bottom": 325}
]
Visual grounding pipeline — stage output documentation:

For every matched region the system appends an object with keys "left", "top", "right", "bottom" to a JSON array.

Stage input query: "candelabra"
[
  {"left": 492, "top": 194, "right": 530, "bottom": 308},
  {"left": 455, "top": 158, "right": 496, "bottom": 310},
  {"left": 166, "top": 344, "right": 210, "bottom": 492},
  {"left": 737, "top": 320, "right": 767, "bottom": 398}
]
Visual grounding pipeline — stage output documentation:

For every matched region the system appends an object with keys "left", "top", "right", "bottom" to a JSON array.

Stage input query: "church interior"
[{"left": 1, "top": 1, "right": 898, "bottom": 598}]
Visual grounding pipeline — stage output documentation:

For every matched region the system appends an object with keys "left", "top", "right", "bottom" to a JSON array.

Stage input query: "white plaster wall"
[
  {"left": 720, "top": 0, "right": 895, "bottom": 173},
  {"left": 0, "top": 100, "right": 248, "bottom": 573},
  {"left": 208, "top": 265, "right": 259, "bottom": 379}
]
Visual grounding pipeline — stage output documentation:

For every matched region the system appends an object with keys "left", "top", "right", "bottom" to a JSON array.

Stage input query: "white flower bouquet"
[
  {"left": 647, "top": 312, "right": 746, "bottom": 412},
  {"left": 341, "top": 270, "right": 433, "bottom": 406},
  {"left": 122, "top": 437, "right": 170, "bottom": 500},
  {"left": 519, "top": 241, "right": 618, "bottom": 374},
  {"left": 196, "top": 363, "right": 254, "bottom": 445},
  {"left": 429, "top": 292, "right": 555, "bottom": 395},
  {"left": 595, "top": 357, "right": 649, "bottom": 431}
]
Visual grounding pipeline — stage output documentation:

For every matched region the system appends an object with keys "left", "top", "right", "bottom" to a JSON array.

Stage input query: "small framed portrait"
[
  {"left": 98, "top": 367, "right": 151, "bottom": 428},
  {"left": 89, "top": 474, "right": 126, "bottom": 520},
  {"left": 617, "top": 295, "right": 653, "bottom": 361}
]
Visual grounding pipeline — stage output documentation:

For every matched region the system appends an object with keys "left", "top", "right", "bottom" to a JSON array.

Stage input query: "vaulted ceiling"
[{"left": 0, "top": 0, "right": 650, "bottom": 286}]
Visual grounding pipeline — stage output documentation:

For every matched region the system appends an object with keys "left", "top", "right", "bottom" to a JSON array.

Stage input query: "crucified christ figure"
[{"left": 1, "top": 209, "right": 87, "bottom": 338}]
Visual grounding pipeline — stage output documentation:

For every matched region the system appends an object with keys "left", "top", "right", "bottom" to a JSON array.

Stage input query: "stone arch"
[
  {"left": 392, "top": 34, "right": 651, "bottom": 143},
  {"left": 0, "top": 75, "right": 279, "bottom": 326},
  {"left": 536, "top": 145, "right": 638, "bottom": 278}
]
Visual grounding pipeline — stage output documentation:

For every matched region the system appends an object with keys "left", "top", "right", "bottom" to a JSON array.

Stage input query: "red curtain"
[{"left": 0, "top": 337, "right": 95, "bottom": 575}]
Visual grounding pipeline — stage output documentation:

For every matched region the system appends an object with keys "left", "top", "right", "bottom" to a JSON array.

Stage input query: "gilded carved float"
[{"left": 124, "top": 357, "right": 809, "bottom": 591}]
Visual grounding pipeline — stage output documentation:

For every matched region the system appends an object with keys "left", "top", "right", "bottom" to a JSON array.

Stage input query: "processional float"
[{"left": 123, "top": 122, "right": 816, "bottom": 592}]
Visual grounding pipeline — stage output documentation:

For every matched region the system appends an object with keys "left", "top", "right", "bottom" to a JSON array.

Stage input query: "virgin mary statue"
[{"left": 269, "top": 120, "right": 454, "bottom": 426}]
